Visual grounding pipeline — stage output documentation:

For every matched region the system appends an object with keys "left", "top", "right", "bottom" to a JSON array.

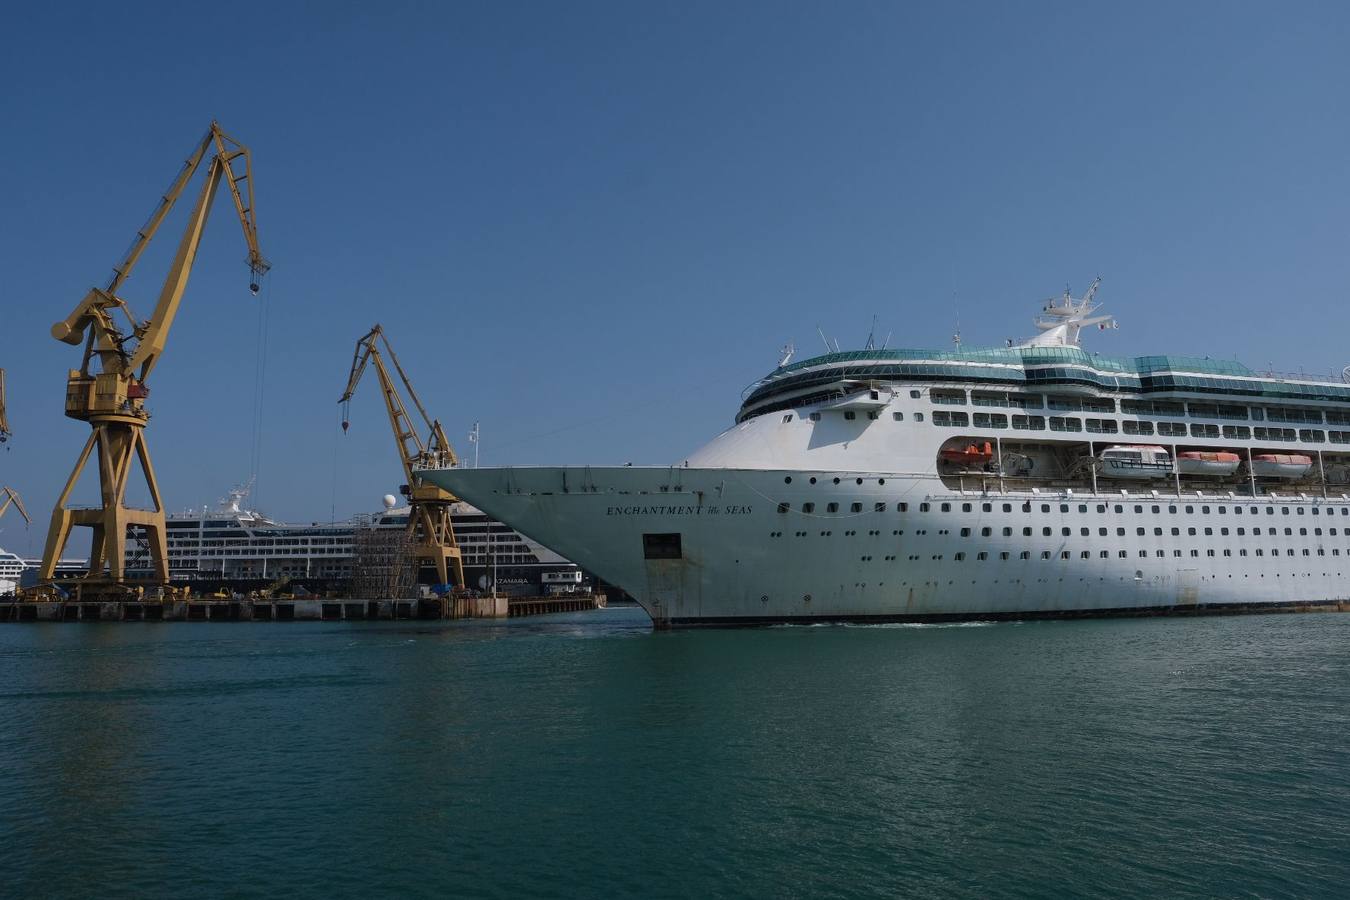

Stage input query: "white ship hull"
[{"left": 420, "top": 465, "right": 1350, "bottom": 627}]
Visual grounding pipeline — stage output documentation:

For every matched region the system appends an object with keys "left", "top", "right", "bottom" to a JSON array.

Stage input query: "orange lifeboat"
[
  {"left": 939, "top": 441, "right": 994, "bottom": 467},
  {"left": 1176, "top": 451, "right": 1241, "bottom": 476},
  {"left": 1251, "top": 454, "right": 1313, "bottom": 479}
]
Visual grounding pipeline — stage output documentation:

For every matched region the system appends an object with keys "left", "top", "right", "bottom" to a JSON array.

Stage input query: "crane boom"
[
  {"left": 340, "top": 325, "right": 463, "bottom": 591},
  {"left": 0, "top": 487, "right": 30, "bottom": 526},
  {"left": 38, "top": 123, "right": 269, "bottom": 596}
]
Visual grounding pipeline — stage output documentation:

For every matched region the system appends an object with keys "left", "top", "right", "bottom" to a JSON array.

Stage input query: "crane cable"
[{"left": 247, "top": 276, "right": 271, "bottom": 504}]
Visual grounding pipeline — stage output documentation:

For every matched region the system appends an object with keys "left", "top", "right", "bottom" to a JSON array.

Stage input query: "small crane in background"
[
  {"left": 0, "top": 369, "right": 30, "bottom": 528},
  {"left": 39, "top": 122, "right": 269, "bottom": 595},
  {"left": 339, "top": 325, "right": 465, "bottom": 592}
]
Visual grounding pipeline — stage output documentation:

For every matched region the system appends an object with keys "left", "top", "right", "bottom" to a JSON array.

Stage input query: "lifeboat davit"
[
  {"left": 939, "top": 441, "right": 994, "bottom": 467},
  {"left": 1250, "top": 454, "right": 1314, "bottom": 479},
  {"left": 1176, "top": 451, "right": 1241, "bottom": 476}
]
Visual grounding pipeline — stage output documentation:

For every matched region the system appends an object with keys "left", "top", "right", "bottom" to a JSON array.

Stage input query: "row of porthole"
[
  {"left": 926, "top": 500, "right": 1350, "bottom": 516},
  {"left": 784, "top": 475, "right": 886, "bottom": 486}
]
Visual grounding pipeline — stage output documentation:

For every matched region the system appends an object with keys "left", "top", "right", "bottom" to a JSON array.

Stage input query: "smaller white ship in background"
[{"left": 120, "top": 482, "right": 585, "bottom": 596}]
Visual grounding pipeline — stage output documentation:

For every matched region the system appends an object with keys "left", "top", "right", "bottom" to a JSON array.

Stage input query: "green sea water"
[{"left": 2, "top": 607, "right": 1348, "bottom": 899}]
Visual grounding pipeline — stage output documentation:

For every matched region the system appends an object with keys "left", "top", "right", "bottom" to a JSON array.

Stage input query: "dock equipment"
[
  {"left": 38, "top": 122, "right": 269, "bottom": 595},
  {"left": 339, "top": 325, "right": 465, "bottom": 591}
]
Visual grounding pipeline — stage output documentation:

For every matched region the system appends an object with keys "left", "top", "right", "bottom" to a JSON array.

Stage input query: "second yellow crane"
[{"left": 339, "top": 325, "right": 464, "bottom": 592}]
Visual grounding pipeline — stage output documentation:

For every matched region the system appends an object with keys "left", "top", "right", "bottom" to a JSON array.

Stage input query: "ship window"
[
  {"left": 1174, "top": 550, "right": 1183, "bottom": 557},
  {"left": 893, "top": 412, "right": 904, "bottom": 421},
  {"left": 1157, "top": 550, "right": 1166, "bottom": 557},
  {"left": 914, "top": 413, "right": 924, "bottom": 422},
  {"left": 782, "top": 415, "right": 792, "bottom": 423},
  {"left": 1137, "top": 528, "right": 1146, "bottom": 536},
  {"left": 1187, "top": 527, "right": 1197, "bottom": 536},
  {"left": 1097, "top": 527, "right": 1107, "bottom": 536},
  {"left": 898, "top": 503, "right": 908, "bottom": 512},
  {"left": 1062, "top": 527, "right": 1072, "bottom": 536},
  {"left": 1000, "top": 551, "right": 1011, "bottom": 560},
  {"left": 1062, "top": 551, "right": 1071, "bottom": 560},
  {"left": 1003, "top": 504, "right": 1012, "bottom": 512},
  {"left": 1041, "top": 504, "right": 1051, "bottom": 513},
  {"left": 1154, "top": 528, "right": 1164, "bottom": 536},
  {"left": 1003, "top": 527, "right": 1013, "bottom": 536},
  {"left": 1297, "top": 507, "right": 1305, "bottom": 515},
  {"left": 1117, "top": 527, "right": 1126, "bottom": 536},
  {"left": 851, "top": 503, "right": 863, "bottom": 513},
  {"left": 1282, "top": 507, "right": 1289, "bottom": 515},
  {"left": 642, "top": 533, "right": 682, "bottom": 560},
  {"left": 982, "top": 503, "right": 992, "bottom": 512},
  {"left": 1256, "top": 549, "right": 1264, "bottom": 556},
  {"left": 1119, "top": 550, "right": 1128, "bottom": 558},
  {"left": 1153, "top": 506, "right": 1161, "bottom": 514},
  {"left": 1095, "top": 504, "right": 1105, "bottom": 513},
  {"left": 844, "top": 411, "right": 856, "bottom": 420},
  {"left": 1254, "top": 527, "right": 1262, "bottom": 535},
  {"left": 962, "top": 503, "right": 972, "bottom": 512},
  {"left": 1020, "top": 551, "right": 1031, "bottom": 559},
  {"left": 981, "top": 527, "right": 992, "bottom": 537},
  {"left": 1172, "top": 528, "right": 1181, "bottom": 536},
  {"left": 1042, "top": 551, "right": 1052, "bottom": 559},
  {"left": 1181, "top": 506, "right": 1190, "bottom": 513},
  {"left": 941, "top": 503, "right": 951, "bottom": 512},
  {"left": 1285, "top": 527, "right": 1294, "bottom": 536},
  {"left": 1024, "top": 527, "right": 1033, "bottom": 536},
  {"left": 1134, "top": 505, "right": 1143, "bottom": 513},
  {"left": 1060, "top": 504, "right": 1070, "bottom": 513},
  {"left": 868, "top": 411, "right": 879, "bottom": 420},
  {"left": 919, "top": 503, "right": 930, "bottom": 512},
  {"left": 827, "top": 503, "right": 839, "bottom": 513},
  {"left": 875, "top": 503, "right": 886, "bottom": 512},
  {"left": 802, "top": 503, "right": 815, "bottom": 513},
  {"left": 910, "top": 390, "right": 921, "bottom": 399},
  {"left": 1043, "top": 527, "right": 1052, "bottom": 536},
  {"left": 777, "top": 502, "right": 789, "bottom": 514},
  {"left": 1140, "top": 550, "right": 1148, "bottom": 558},
  {"left": 954, "top": 552, "right": 965, "bottom": 561},
  {"left": 1190, "top": 550, "right": 1199, "bottom": 557}
]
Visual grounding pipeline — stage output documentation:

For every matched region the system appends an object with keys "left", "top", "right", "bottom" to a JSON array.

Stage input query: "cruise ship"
[
  {"left": 419, "top": 281, "right": 1350, "bottom": 627},
  {"left": 122, "top": 484, "right": 584, "bottom": 597}
]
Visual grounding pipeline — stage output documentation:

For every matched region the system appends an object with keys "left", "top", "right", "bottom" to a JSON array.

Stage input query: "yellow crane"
[
  {"left": 339, "top": 325, "right": 464, "bottom": 592},
  {"left": 39, "top": 122, "right": 269, "bottom": 595}
]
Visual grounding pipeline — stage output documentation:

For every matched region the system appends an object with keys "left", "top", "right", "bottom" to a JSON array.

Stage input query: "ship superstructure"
[{"left": 419, "top": 282, "right": 1350, "bottom": 626}]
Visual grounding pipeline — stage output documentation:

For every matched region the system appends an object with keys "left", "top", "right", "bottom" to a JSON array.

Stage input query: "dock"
[{"left": 0, "top": 593, "right": 605, "bottom": 623}]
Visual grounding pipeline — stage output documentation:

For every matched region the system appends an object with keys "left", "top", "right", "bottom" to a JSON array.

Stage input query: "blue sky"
[{"left": 2, "top": 1, "right": 1349, "bottom": 553}]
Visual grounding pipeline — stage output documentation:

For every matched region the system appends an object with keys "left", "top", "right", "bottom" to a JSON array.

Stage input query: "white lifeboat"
[
  {"left": 1099, "top": 444, "right": 1173, "bottom": 480},
  {"left": 1176, "top": 451, "right": 1241, "bottom": 477},
  {"left": 1250, "top": 454, "right": 1313, "bottom": 479}
]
